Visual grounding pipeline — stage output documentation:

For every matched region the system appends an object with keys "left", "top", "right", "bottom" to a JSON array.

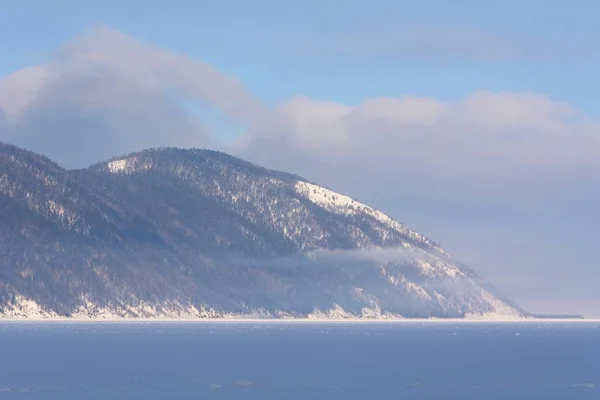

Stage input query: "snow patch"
[
  {"left": 107, "top": 159, "right": 129, "bottom": 172},
  {"left": 0, "top": 295, "right": 58, "bottom": 319},
  {"left": 106, "top": 157, "right": 153, "bottom": 174},
  {"left": 308, "top": 304, "right": 357, "bottom": 319}
]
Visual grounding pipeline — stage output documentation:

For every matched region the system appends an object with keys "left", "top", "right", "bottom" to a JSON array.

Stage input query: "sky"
[{"left": 1, "top": 0, "right": 599, "bottom": 317}]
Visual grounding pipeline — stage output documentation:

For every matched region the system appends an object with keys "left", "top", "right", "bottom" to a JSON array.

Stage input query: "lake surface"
[{"left": 0, "top": 321, "right": 598, "bottom": 399}]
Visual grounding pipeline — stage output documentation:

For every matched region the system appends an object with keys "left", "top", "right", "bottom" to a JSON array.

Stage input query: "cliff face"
[{"left": 0, "top": 143, "right": 525, "bottom": 319}]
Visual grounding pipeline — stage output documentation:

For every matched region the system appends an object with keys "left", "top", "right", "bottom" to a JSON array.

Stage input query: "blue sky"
[{"left": 1, "top": 0, "right": 599, "bottom": 317}]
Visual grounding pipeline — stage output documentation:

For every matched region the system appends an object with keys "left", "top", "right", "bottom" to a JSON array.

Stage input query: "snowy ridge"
[
  {"left": 295, "top": 181, "right": 418, "bottom": 239},
  {"left": 295, "top": 181, "right": 446, "bottom": 254}
]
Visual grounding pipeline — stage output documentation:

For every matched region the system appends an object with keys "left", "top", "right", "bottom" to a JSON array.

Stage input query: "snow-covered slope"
[
  {"left": 0, "top": 144, "right": 526, "bottom": 319},
  {"left": 294, "top": 181, "right": 446, "bottom": 252}
]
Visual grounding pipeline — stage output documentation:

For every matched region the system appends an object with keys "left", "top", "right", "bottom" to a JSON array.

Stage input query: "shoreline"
[{"left": 0, "top": 317, "right": 597, "bottom": 324}]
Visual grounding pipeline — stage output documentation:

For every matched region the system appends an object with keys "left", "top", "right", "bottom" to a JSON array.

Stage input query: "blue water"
[{"left": 0, "top": 322, "right": 598, "bottom": 399}]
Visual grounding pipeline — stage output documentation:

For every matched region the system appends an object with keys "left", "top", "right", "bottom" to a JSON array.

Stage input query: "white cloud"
[
  {"left": 2, "top": 26, "right": 598, "bottom": 173},
  {"left": 0, "top": 26, "right": 267, "bottom": 167},
  {"left": 0, "top": 66, "right": 50, "bottom": 122},
  {"left": 242, "top": 91, "right": 599, "bottom": 167}
]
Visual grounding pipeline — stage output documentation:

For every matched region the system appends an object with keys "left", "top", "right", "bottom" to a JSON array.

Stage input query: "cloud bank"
[
  {"left": 2, "top": 26, "right": 598, "bottom": 173},
  {"left": 0, "top": 26, "right": 266, "bottom": 166}
]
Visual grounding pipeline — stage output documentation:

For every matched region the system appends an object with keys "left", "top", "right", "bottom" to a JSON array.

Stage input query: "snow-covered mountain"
[{"left": 0, "top": 143, "right": 526, "bottom": 319}]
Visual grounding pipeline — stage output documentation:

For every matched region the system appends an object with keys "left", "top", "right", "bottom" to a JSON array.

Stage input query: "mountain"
[{"left": 0, "top": 143, "right": 526, "bottom": 319}]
